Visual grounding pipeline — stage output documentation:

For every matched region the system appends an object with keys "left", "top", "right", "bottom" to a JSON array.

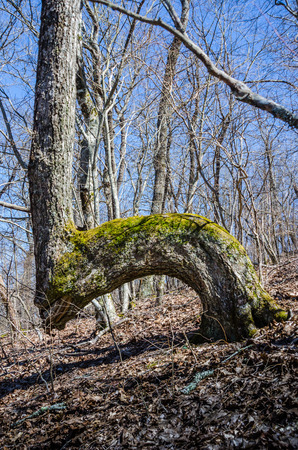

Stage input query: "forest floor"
[{"left": 0, "top": 256, "right": 297, "bottom": 449}]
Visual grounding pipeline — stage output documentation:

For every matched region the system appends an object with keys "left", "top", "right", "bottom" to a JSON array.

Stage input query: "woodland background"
[
  {"left": 0, "top": 0, "right": 297, "bottom": 331},
  {"left": 0, "top": 1, "right": 297, "bottom": 448}
]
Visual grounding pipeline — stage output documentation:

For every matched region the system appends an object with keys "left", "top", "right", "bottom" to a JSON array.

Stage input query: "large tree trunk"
[
  {"left": 41, "top": 213, "right": 288, "bottom": 341},
  {"left": 28, "top": 0, "right": 81, "bottom": 305}
]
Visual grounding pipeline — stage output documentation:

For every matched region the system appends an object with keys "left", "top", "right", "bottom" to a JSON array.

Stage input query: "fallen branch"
[
  {"left": 221, "top": 344, "right": 253, "bottom": 364},
  {"left": 72, "top": 317, "right": 130, "bottom": 349},
  {"left": 181, "top": 370, "right": 214, "bottom": 394},
  {"left": 12, "top": 403, "right": 67, "bottom": 427},
  {"left": 181, "top": 344, "right": 254, "bottom": 394}
]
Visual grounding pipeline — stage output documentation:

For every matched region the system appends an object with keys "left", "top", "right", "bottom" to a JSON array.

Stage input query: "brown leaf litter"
[{"left": 0, "top": 259, "right": 297, "bottom": 449}]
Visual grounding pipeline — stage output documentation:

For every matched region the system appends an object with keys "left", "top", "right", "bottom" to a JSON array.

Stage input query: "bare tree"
[{"left": 90, "top": 0, "right": 298, "bottom": 128}]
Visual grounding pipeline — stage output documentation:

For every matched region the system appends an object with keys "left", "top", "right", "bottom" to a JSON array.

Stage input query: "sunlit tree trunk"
[
  {"left": 212, "top": 111, "right": 231, "bottom": 227},
  {"left": 76, "top": 40, "right": 101, "bottom": 229},
  {"left": 28, "top": 0, "right": 81, "bottom": 305},
  {"left": 151, "top": 18, "right": 189, "bottom": 213},
  {"left": 150, "top": 2, "right": 189, "bottom": 305},
  {"left": 44, "top": 214, "right": 288, "bottom": 342}
]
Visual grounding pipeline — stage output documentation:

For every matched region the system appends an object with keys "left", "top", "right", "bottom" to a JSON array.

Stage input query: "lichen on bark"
[{"left": 39, "top": 213, "right": 288, "bottom": 342}]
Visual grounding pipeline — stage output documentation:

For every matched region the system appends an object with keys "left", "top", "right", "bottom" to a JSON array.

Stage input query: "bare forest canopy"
[{"left": 0, "top": 0, "right": 297, "bottom": 339}]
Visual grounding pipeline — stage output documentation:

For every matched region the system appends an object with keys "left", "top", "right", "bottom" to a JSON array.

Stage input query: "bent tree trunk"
[
  {"left": 41, "top": 213, "right": 288, "bottom": 341},
  {"left": 29, "top": 0, "right": 287, "bottom": 343}
]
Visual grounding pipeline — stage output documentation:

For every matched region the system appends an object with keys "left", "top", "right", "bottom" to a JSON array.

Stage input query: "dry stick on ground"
[
  {"left": 12, "top": 403, "right": 67, "bottom": 428},
  {"left": 183, "top": 331, "right": 198, "bottom": 365},
  {"left": 66, "top": 317, "right": 130, "bottom": 350},
  {"left": 181, "top": 344, "right": 254, "bottom": 394},
  {"left": 266, "top": 257, "right": 298, "bottom": 277}
]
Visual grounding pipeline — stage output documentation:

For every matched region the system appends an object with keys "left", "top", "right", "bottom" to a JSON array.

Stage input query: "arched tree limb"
[
  {"left": 89, "top": 0, "right": 298, "bottom": 128},
  {"left": 29, "top": 1, "right": 288, "bottom": 344},
  {"left": 40, "top": 213, "right": 288, "bottom": 342}
]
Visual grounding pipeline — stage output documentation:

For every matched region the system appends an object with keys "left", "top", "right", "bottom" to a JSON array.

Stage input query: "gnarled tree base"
[{"left": 38, "top": 214, "right": 288, "bottom": 341}]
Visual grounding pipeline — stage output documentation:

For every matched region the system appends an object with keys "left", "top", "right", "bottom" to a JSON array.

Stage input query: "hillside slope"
[{"left": 0, "top": 258, "right": 297, "bottom": 449}]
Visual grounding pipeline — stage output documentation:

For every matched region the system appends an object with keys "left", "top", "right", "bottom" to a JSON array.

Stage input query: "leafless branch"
[
  {"left": 88, "top": 0, "right": 298, "bottom": 128},
  {"left": 0, "top": 95, "right": 28, "bottom": 169},
  {"left": 0, "top": 200, "right": 30, "bottom": 212}
]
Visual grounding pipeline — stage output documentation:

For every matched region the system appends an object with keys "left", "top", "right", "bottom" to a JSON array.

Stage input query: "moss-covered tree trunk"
[
  {"left": 28, "top": 0, "right": 288, "bottom": 343},
  {"left": 42, "top": 214, "right": 288, "bottom": 341}
]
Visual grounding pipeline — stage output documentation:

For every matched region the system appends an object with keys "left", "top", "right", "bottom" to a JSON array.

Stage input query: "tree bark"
[
  {"left": 150, "top": 3, "right": 189, "bottom": 304},
  {"left": 28, "top": 0, "right": 81, "bottom": 305},
  {"left": 76, "top": 43, "right": 101, "bottom": 229},
  {"left": 212, "top": 112, "right": 231, "bottom": 227},
  {"left": 41, "top": 213, "right": 288, "bottom": 341}
]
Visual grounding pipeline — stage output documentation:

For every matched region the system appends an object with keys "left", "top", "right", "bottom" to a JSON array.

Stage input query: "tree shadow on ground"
[{"left": 0, "top": 331, "right": 189, "bottom": 399}]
